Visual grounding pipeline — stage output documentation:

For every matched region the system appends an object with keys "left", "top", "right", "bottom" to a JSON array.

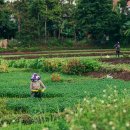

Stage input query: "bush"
[
  {"left": 62, "top": 59, "right": 101, "bottom": 75},
  {"left": 43, "top": 59, "right": 62, "bottom": 72},
  {"left": 62, "top": 59, "right": 85, "bottom": 75},
  {"left": 48, "top": 38, "right": 61, "bottom": 46},
  {"left": 64, "top": 39, "right": 73, "bottom": 47},
  {"left": 6, "top": 58, "right": 101, "bottom": 74},
  {"left": 8, "top": 58, "right": 45, "bottom": 69},
  {"left": 0, "top": 64, "right": 8, "bottom": 72},
  {"left": 51, "top": 73, "right": 61, "bottom": 82},
  {"left": 82, "top": 59, "right": 101, "bottom": 72},
  {"left": 12, "top": 58, "right": 26, "bottom": 68},
  {"left": 0, "top": 60, "right": 8, "bottom": 72},
  {"left": 25, "top": 58, "right": 44, "bottom": 69},
  {"left": 8, "top": 39, "right": 21, "bottom": 48}
]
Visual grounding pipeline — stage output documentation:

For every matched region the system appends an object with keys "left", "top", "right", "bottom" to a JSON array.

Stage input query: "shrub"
[
  {"left": 64, "top": 39, "right": 73, "bottom": 47},
  {"left": 62, "top": 59, "right": 101, "bottom": 75},
  {"left": 82, "top": 59, "right": 101, "bottom": 72},
  {"left": 62, "top": 59, "right": 84, "bottom": 75},
  {"left": 43, "top": 59, "right": 62, "bottom": 72},
  {"left": 0, "top": 64, "right": 8, "bottom": 72},
  {"left": 4, "top": 58, "right": 101, "bottom": 74},
  {"left": 51, "top": 73, "right": 61, "bottom": 82},
  {"left": 36, "top": 58, "right": 45, "bottom": 69},
  {"left": 10, "top": 58, "right": 26, "bottom": 68},
  {"left": 8, "top": 39, "right": 21, "bottom": 48},
  {"left": 0, "top": 59, "right": 8, "bottom": 72},
  {"left": 25, "top": 58, "right": 44, "bottom": 69},
  {"left": 48, "top": 38, "right": 61, "bottom": 46},
  {"left": 8, "top": 58, "right": 45, "bottom": 69}
]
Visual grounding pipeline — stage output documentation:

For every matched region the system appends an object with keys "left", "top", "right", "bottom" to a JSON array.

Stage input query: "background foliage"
[{"left": 0, "top": 0, "right": 130, "bottom": 47}]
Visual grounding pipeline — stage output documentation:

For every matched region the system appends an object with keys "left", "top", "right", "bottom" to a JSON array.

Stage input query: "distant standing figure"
[
  {"left": 30, "top": 73, "right": 46, "bottom": 98},
  {"left": 114, "top": 41, "right": 120, "bottom": 58}
]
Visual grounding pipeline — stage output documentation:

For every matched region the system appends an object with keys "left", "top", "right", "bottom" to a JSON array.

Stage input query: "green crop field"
[
  {"left": 1, "top": 54, "right": 130, "bottom": 130},
  {"left": 1, "top": 69, "right": 130, "bottom": 130},
  {"left": 2, "top": 0, "right": 130, "bottom": 128}
]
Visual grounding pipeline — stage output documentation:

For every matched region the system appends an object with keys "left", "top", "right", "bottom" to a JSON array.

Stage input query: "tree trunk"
[
  {"left": 44, "top": 21, "right": 47, "bottom": 43},
  {"left": 58, "top": 29, "right": 61, "bottom": 39},
  {"left": 44, "top": 5, "right": 47, "bottom": 44},
  {"left": 74, "top": 31, "right": 77, "bottom": 42},
  {"left": 38, "top": 13, "right": 40, "bottom": 39},
  {"left": 18, "top": 15, "right": 21, "bottom": 34}
]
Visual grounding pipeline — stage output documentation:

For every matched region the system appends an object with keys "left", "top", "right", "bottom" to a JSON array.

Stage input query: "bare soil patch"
[
  {"left": 85, "top": 71, "right": 130, "bottom": 81},
  {"left": 2, "top": 53, "right": 124, "bottom": 60},
  {"left": 1, "top": 49, "right": 130, "bottom": 56},
  {"left": 0, "top": 49, "right": 115, "bottom": 55},
  {"left": 101, "top": 58, "right": 130, "bottom": 64}
]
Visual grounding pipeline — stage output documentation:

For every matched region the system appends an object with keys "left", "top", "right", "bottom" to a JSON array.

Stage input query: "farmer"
[
  {"left": 30, "top": 73, "right": 46, "bottom": 98},
  {"left": 114, "top": 41, "right": 120, "bottom": 58}
]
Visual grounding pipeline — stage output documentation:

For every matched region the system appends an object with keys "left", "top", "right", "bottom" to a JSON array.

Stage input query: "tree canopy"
[{"left": 0, "top": 0, "right": 129, "bottom": 46}]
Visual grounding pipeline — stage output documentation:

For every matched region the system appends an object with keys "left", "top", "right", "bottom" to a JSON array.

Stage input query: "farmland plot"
[
  {"left": 1, "top": 54, "right": 130, "bottom": 129},
  {"left": 1, "top": 71, "right": 130, "bottom": 125}
]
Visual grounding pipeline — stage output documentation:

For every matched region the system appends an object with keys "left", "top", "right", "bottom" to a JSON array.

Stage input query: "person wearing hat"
[{"left": 30, "top": 73, "right": 46, "bottom": 98}]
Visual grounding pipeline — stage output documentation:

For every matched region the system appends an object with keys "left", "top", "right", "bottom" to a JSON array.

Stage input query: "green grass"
[
  {"left": 1, "top": 71, "right": 130, "bottom": 114},
  {"left": 65, "top": 86, "right": 130, "bottom": 130},
  {"left": 100, "top": 62, "right": 130, "bottom": 72},
  {"left": 1, "top": 69, "right": 130, "bottom": 129},
  {"left": 1, "top": 122, "right": 59, "bottom": 130}
]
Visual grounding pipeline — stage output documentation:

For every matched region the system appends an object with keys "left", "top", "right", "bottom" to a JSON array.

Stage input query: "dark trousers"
[
  {"left": 116, "top": 50, "right": 120, "bottom": 58},
  {"left": 31, "top": 92, "right": 42, "bottom": 98}
]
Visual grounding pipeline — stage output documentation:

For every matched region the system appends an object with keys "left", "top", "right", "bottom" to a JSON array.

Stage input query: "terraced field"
[
  {"left": 0, "top": 49, "right": 130, "bottom": 60},
  {"left": 1, "top": 49, "right": 130, "bottom": 130}
]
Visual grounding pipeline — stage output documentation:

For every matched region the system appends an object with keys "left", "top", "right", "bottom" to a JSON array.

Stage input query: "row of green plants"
[
  {"left": 0, "top": 59, "right": 8, "bottom": 73},
  {"left": 0, "top": 58, "right": 101, "bottom": 75},
  {"left": 1, "top": 71, "right": 130, "bottom": 125},
  {"left": 1, "top": 86, "right": 130, "bottom": 130},
  {"left": 1, "top": 57, "right": 130, "bottom": 75},
  {"left": 1, "top": 72, "right": 129, "bottom": 111},
  {"left": 1, "top": 51, "right": 130, "bottom": 60}
]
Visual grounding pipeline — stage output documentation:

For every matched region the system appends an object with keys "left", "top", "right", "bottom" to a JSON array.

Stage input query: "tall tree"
[
  {"left": 75, "top": 0, "right": 122, "bottom": 44},
  {"left": 0, "top": 0, "right": 17, "bottom": 39}
]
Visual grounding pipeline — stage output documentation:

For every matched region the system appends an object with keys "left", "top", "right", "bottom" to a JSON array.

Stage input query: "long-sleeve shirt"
[
  {"left": 30, "top": 80, "right": 45, "bottom": 90},
  {"left": 114, "top": 44, "right": 120, "bottom": 51}
]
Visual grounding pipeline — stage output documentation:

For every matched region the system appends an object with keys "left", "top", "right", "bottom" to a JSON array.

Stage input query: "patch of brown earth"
[
  {"left": 101, "top": 58, "right": 130, "bottom": 64},
  {"left": 0, "top": 49, "right": 115, "bottom": 55},
  {"left": 85, "top": 71, "right": 130, "bottom": 81},
  {"left": 2, "top": 54, "right": 110, "bottom": 60}
]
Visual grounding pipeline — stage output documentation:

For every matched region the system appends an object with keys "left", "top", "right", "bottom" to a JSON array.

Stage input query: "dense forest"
[{"left": 0, "top": 0, "right": 130, "bottom": 47}]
